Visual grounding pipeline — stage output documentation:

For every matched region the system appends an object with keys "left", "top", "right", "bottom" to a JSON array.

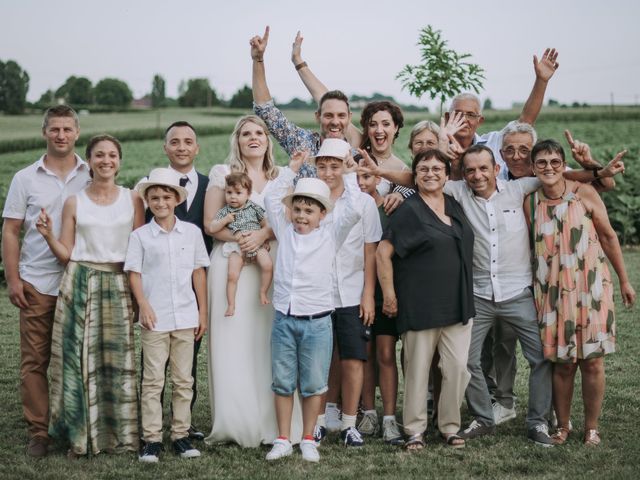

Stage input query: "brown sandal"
[
  {"left": 551, "top": 426, "right": 572, "bottom": 445},
  {"left": 584, "top": 429, "right": 601, "bottom": 447}
]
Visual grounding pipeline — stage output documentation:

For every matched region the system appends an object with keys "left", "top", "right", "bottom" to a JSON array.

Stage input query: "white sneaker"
[
  {"left": 300, "top": 439, "right": 320, "bottom": 463},
  {"left": 382, "top": 418, "right": 404, "bottom": 445},
  {"left": 357, "top": 411, "right": 380, "bottom": 436},
  {"left": 492, "top": 402, "right": 516, "bottom": 425},
  {"left": 265, "top": 438, "right": 292, "bottom": 461},
  {"left": 325, "top": 405, "right": 342, "bottom": 432}
]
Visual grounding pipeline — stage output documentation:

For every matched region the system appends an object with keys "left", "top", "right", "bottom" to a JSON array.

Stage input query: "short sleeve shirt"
[{"left": 2, "top": 155, "right": 90, "bottom": 295}]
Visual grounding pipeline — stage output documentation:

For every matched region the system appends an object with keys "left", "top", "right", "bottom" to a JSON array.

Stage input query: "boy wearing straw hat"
[
  {"left": 263, "top": 143, "right": 361, "bottom": 463},
  {"left": 124, "top": 168, "right": 210, "bottom": 463}
]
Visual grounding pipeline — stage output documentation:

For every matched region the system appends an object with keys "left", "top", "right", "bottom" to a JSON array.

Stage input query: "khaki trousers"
[
  {"left": 402, "top": 321, "right": 472, "bottom": 435},
  {"left": 19, "top": 281, "right": 57, "bottom": 439},
  {"left": 141, "top": 328, "right": 195, "bottom": 442}
]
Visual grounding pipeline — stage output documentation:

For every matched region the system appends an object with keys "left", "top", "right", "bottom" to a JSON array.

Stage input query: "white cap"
[{"left": 310, "top": 138, "right": 351, "bottom": 163}]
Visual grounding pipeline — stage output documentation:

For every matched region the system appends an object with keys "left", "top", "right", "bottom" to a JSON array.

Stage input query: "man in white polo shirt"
[{"left": 2, "top": 105, "right": 90, "bottom": 457}]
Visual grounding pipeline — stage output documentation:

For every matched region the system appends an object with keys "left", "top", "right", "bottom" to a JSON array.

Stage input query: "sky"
[{"left": 2, "top": 0, "right": 639, "bottom": 110}]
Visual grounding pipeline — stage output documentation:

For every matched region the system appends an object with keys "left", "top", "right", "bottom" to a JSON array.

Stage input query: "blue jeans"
[{"left": 271, "top": 311, "right": 333, "bottom": 398}]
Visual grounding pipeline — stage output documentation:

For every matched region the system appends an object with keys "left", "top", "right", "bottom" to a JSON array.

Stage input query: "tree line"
[{"left": 0, "top": 60, "right": 258, "bottom": 114}]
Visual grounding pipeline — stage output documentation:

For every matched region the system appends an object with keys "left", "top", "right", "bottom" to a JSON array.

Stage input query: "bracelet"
[{"left": 295, "top": 61, "right": 308, "bottom": 71}]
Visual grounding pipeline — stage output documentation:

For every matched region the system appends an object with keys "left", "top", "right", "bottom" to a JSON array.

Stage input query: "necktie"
[{"left": 179, "top": 176, "right": 188, "bottom": 187}]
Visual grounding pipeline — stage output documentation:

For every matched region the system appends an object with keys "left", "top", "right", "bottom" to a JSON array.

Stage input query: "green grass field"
[
  {"left": 0, "top": 253, "right": 638, "bottom": 480},
  {"left": 0, "top": 107, "right": 638, "bottom": 194},
  {"left": 0, "top": 108, "right": 639, "bottom": 478}
]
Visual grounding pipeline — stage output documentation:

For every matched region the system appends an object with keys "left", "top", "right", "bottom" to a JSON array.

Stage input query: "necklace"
[{"left": 545, "top": 181, "right": 567, "bottom": 200}]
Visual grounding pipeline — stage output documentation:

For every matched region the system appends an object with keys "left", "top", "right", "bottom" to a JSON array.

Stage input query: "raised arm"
[
  {"left": 564, "top": 130, "right": 617, "bottom": 192},
  {"left": 291, "top": 31, "right": 328, "bottom": 103},
  {"left": 579, "top": 184, "right": 636, "bottom": 307},
  {"left": 563, "top": 150, "right": 626, "bottom": 187},
  {"left": 251, "top": 26, "right": 272, "bottom": 104},
  {"left": 358, "top": 149, "right": 414, "bottom": 188},
  {"left": 519, "top": 48, "right": 559, "bottom": 125},
  {"left": 264, "top": 154, "right": 304, "bottom": 238},
  {"left": 291, "top": 31, "right": 362, "bottom": 147}
]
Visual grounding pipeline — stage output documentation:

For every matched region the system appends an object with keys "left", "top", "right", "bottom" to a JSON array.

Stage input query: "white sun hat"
[
  {"left": 136, "top": 168, "right": 188, "bottom": 204},
  {"left": 310, "top": 138, "right": 351, "bottom": 163},
  {"left": 282, "top": 177, "right": 334, "bottom": 212}
]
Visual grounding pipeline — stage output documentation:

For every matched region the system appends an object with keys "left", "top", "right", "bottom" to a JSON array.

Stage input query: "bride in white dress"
[{"left": 204, "top": 115, "right": 302, "bottom": 447}]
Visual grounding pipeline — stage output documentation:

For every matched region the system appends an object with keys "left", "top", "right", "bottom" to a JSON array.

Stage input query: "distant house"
[{"left": 132, "top": 96, "right": 152, "bottom": 109}]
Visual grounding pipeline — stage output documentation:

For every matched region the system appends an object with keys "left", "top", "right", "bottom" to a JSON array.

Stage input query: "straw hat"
[
  {"left": 282, "top": 177, "right": 333, "bottom": 212},
  {"left": 136, "top": 168, "right": 188, "bottom": 204}
]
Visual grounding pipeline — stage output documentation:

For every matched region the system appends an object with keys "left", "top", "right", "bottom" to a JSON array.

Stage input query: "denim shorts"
[{"left": 271, "top": 310, "right": 333, "bottom": 397}]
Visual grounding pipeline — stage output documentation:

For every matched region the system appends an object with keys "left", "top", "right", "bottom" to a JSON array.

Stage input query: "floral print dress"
[{"left": 532, "top": 186, "right": 615, "bottom": 363}]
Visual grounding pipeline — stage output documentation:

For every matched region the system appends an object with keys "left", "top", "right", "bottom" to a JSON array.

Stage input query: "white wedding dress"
[{"left": 205, "top": 164, "right": 303, "bottom": 447}]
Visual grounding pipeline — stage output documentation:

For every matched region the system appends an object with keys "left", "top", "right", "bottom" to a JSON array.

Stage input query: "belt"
[
  {"left": 287, "top": 310, "right": 333, "bottom": 320},
  {"left": 75, "top": 261, "right": 124, "bottom": 273}
]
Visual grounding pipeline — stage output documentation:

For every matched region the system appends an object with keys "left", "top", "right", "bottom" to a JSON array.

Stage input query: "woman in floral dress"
[{"left": 525, "top": 139, "right": 635, "bottom": 447}]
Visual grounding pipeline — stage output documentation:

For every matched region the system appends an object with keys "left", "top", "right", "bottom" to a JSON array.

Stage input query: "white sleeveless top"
[{"left": 71, "top": 186, "right": 134, "bottom": 263}]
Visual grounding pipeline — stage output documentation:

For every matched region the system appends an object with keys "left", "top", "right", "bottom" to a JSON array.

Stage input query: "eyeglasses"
[
  {"left": 453, "top": 110, "right": 482, "bottom": 120},
  {"left": 534, "top": 158, "right": 563, "bottom": 170},
  {"left": 502, "top": 147, "right": 531, "bottom": 159},
  {"left": 416, "top": 166, "right": 445, "bottom": 175}
]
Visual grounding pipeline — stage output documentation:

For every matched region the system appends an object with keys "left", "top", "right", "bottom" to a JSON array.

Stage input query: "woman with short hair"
[{"left": 376, "top": 149, "right": 475, "bottom": 450}]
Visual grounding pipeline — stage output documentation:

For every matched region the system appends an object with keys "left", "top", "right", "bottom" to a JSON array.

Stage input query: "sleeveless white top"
[{"left": 71, "top": 186, "right": 134, "bottom": 262}]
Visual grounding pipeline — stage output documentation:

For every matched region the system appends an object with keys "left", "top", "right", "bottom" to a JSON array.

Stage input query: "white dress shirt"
[
  {"left": 323, "top": 175, "right": 382, "bottom": 308},
  {"left": 124, "top": 218, "right": 210, "bottom": 331},
  {"left": 444, "top": 177, "right": 540, "bottom": 302},
  {"left": 2, "top": 155, "right": 90, "bottom": 295},
  {"left": 264, "top": 168, "right": 361, "bottom": 316},
  {"left": 169, "top": 166, "right": 198, "bottom": 210}
]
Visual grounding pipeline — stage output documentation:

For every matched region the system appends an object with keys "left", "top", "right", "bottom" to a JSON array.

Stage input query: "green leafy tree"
[
  {"left": 229, "top": 84, "right": 253, "bottom": 109},
  {"left": 55, "top": 76, "right": 93, "bottom": 105},
  {"left": 0, "top": 59, "right": 30, "bottom": 114},
  {"left": 151, "top": 74, "right": 166, "bottom": 108},
  {"left": 94, "top": 78, "right": 133, "bottom": 108},
  {"left": 37, "top": 89, "right": 56, "bottom": 107},
  {"left": 483, "top": 98, "right": 493, "bottom": 110},
  {"left": 178, "top": 78, "right": 219, "bottom": 107},
  {"left": 397, "top": 26, "right": 484, "bottom": 114}
]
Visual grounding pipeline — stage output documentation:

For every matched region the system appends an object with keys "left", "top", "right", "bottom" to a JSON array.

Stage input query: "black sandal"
[
  {"left": 443, "top": 433, "right": 465, "bottom": 449},
  {"left": 404, "top": 433, "right": 425, "bottom": 452}
]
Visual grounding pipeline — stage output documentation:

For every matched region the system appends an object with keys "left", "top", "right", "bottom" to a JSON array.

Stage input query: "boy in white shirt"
[
  {"left": 263, "top": 141, "right": 361, "bottom": 463},
  {"left": 124, "top": 168, "right": 210, "bottom": 463},
  {"left": 313, "top": 141, "right": 382, "bottom": 447}
]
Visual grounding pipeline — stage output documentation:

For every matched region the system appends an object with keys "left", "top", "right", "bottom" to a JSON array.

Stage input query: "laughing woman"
[
  {"left": 36, "top": 135, "right": 144, "bottom": 457},
  {"left": 525, "top": 139, "right": 636, "bottom": 446}
]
